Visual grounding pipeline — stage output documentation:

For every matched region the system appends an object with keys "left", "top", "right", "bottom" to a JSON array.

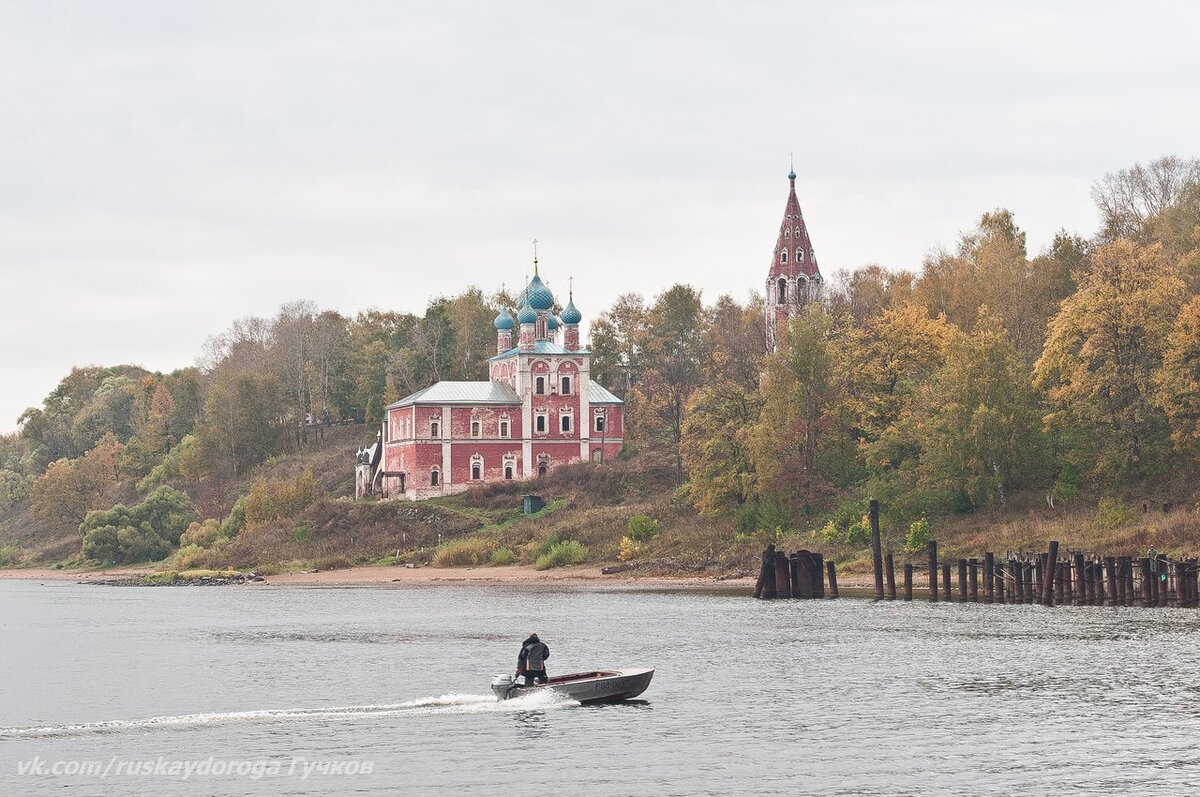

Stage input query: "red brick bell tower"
[{"left": 765, "top": 167, "right": 823, "bottom": 351}]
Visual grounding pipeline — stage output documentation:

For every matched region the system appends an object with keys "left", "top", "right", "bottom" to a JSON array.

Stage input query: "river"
[{"left": 2, "top": 579, "right": 1199, "bottom": 795}]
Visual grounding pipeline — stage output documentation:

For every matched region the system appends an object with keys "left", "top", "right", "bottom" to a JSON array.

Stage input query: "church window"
[
  {"left": 504, "top": 465, "right": 514, "bottom": 480},
  {"left": 535, "top": 414, "right": 547, "bottom": 434},
  {"left": 797, "top": 249, "right": 804, "bottom": 262},
  {"left": 535, "top": 376, "right": 546, "bottom": 395},
  {"left": 470, "top": 454, "right": 483, "bottom": 481},
  {"left": 784, "top": 229, "right": 790, "bottom": 238},
  {"left": 777, "top": 278, "right": 787, "bottom": 304},
  {"left": 430, "top": 468, "right": 440, "bottom": 486},
  {"left": 471, "top": 420, "right": 481, "bottom": 438},
  {"left": 780, "top": 250, "right": 787, "bottom": 264},
  {"left": 430, "top": 420, "right": 439, "bottom": 438},
  {"left": 561, "top": 414, "right": 572, "bottom": 433},
  {"left": 595, "top": 413, "right": 606, "bottom": 433},
  {"left": 810, "top": 249, "right": 816, "bottom": 261},
  {"left": 561, "top": 376, "right": 572, "bottom": 395},
  {"left": 499, "top": 418, "right": 510, "bottom": 438}
]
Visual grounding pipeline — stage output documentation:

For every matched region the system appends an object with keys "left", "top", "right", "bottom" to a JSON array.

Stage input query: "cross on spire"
[{"left": 532, "top": 239, "right": 539, "bottom": 275}]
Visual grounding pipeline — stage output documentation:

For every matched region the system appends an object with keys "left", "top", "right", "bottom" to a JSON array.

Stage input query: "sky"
[{"left": 2, "top": 1, "right": 1199, "bottom": 432}]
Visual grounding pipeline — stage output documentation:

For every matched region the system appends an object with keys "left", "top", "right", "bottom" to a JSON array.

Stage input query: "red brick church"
[
  {"left": 765, "top": 167, "right": 823, "bottom": 351},
  {"left": 361, "top": 262, "right": 625, "bottom": 500}
]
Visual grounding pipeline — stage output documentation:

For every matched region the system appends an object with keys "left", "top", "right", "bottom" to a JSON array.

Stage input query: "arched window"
[
  {"left": 784, "top": 229, "right": 790, "bottom": 238},
  {"left": 797, "top": 249, "right": 804, "bottom": 262},
  {"left": 535, "top": 376, "right": 546, "bottom": 395},
  {"left": 592, "top": 449, "right": 603, "bottom": 462},
  {"left": 430, "top": 420, "right": 439, "bottom": 438},
  {"left": 595, "top": 413, "right": 606, "bottom": 433},
  {"left": 561, "top": 376, "right": 572, "bottom": 395},
  {"left": 535, "top": 414, "right": 547, "bottom": 433},
  {"left": 561, "top": 414, "right": 572, "bottom": 433},
  {"left": 430, "top": 469, "right": 440, "bottom": 486},
  {"left": 471, "top": 420, "right": 481, "bottom": 438},
  {"left": 780, "top": 250, "right": 787, "bottom": 264},
  {"left": 504, "top": 465, "right": 514, "bottom": 480},
  {"left": 777, "top": 278, "right": 787, "bottom": 304},
  {"left": 499, "top": 418, "right": 510, "bottom": 438},
  {"left": 471, "top": 463, "right": 481, "bottom": 480}
]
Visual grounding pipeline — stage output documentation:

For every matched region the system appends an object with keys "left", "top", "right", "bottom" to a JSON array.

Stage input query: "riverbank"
[{"left": 0, "top": 563, "right": 800, "bottom": 590}]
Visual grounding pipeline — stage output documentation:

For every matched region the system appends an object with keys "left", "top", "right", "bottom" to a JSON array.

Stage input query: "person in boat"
[{"left": 516, "top": 633, "right": 550, "bottom": 686}]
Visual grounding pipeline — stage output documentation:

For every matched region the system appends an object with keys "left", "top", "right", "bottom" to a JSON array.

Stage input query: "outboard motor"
[{"left": 491, "top": 674, "right": 515, "bottom": 700}]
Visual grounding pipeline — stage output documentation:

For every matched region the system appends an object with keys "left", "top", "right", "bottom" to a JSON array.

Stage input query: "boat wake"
[{"left": 0, "top": 690, "right": 576, "bottom": 740}]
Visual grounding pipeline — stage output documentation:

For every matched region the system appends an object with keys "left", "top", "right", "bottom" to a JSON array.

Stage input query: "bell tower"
[{"left": 765, "top": 167, "right": 823, "bottom": 351}]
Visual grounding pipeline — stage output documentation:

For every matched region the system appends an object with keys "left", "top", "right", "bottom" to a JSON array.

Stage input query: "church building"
[
  {"left": 368, "top": 262, "right": 624, "bottom": 501},
  {"left": 765, "top": 168, "right": 823, "bottom": 351}
]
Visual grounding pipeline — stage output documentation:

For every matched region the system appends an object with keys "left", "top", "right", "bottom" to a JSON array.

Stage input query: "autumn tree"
[
  {"left": 589, "top": 293, "right": 649, "bottom": 398},
  {"left": 1035, "top": 240, "right": 1186, "bottom": 482},
  {"left": 1091, "top": 155, "right": 1200, "bottom": 242},
  {"left": 1155, "top": 295, "right": 1200, "bottom": 452},
  {"left": 29, "top": 434, "right": 123, "bottom": 534}
]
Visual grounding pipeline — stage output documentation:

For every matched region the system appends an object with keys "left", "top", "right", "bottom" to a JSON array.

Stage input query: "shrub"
[
  {"left": 0, "top": 469, "right": 32, "bottom": 512},
  {"left": 221, "top": 494, "right": 248, "bottom": 537},
  {"left": 846, "top": 515, "right": 872, "bottom": 546},
  {"left": 618, "top": 536, "right": 640, "bottom": 562},
  {"left": 489, "top": 547, "right": 515, "bottom": 566},
  {"left": 172, "top": 544, "right": 211, "bottom": 570},
  {"left": 820, "top": 521, "right": 840, "bottom": 544},
  {"left": 627, "top": 514, "right": 660, "bottom": 543},
  {"left": 432, "top": 537, "right": 496, "bottom": 567},
  {"left": 905, "top": 517, "right": 931, "bottom": 552},
  {"left": 535, "top": 540, "right": 588, "bottom": 570},
  {"left": 1097, "top": 497, "right": 1137, "bottom": 529},
  {"left": 180, "top": 519, "right": 224, "bottom": 548},
  {"left": 734, "top": 503, "right": 759, "bottom": 534},
  {"left": 116, "top": 525, "right": 172, "bottom": 563},
  {"left": 0, "top": 545, "right": 20, "bottom": 567},
  {"left": 245, "top": 470, "right": 318, "bottom": 527}
]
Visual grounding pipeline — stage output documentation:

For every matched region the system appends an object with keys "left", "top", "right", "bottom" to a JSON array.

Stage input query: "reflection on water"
[{"left": 3, "top": 581, "right": 1200, "bottom": 795}]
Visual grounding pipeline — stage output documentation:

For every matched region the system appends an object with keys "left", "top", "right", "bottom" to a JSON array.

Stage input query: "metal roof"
[
  {"left": 588, "top": 382, "right": 623, "bottom": 404},
  {"left": 387, "top": 381, "right": 521, "bottom": 409},
  {"left": 489, "top": 341, "right": 591, "bottom": 360}
]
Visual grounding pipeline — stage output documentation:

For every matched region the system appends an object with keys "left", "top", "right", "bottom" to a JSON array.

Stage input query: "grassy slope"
[{"left": 5, "top": 421, "right": 1200, "bottom": 575}]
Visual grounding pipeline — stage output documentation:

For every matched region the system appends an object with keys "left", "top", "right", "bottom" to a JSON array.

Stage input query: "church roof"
[
  {"left": 588, "top": 382, "right": 623, "bottom": 405},
  {"left": 387, "top": 381, "right": 521, "bottom": 408},
  {"left": 769, "top": 169, "right": 821, "bottom": 281},
  {"left": 489, "top": 341, "right": 591, "bottom": 360}
]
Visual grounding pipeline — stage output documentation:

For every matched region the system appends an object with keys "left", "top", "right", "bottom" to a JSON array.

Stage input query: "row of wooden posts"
[{"left": 754, "top": 499, "right": 1200, "bottom": 607}]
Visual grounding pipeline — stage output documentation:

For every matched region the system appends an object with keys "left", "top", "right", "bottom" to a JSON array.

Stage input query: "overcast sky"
[{"left": 2, "top": 1, "right": 1198, "bottom": 432}]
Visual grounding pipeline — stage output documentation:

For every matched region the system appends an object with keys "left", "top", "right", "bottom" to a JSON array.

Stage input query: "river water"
[{"left": 2, "top": 579, "right": 1199, "bottom": 795}]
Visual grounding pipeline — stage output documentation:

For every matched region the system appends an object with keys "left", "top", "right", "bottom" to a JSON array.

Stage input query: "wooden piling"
[
  {"left": 1034, "top": 554, "right": 1045, "bottom": 603},
  {"left": 957, "top": 559, "right": 968, "bottom": 603},
  {"left": 1024, "top": 561, "right": 1035, "bottom": 604},
  {"left": 789, "top": 552, "right": 801, "bottom": 599},
  {"left": 1140, "top": 557, "right": 1153, "bottom": 606},
  {"left": 994, "top": 563, "right": 1006, "bottom": 604},
  {"left": 1104, "top": 557, "right": 1117, "bottom": 606},
  {"left": 774, "top": 553, "right": 792, "bottom": 599},
  {"left": 984, "top": 552, "right": 995, "bottom": 604},
  {"left": 942, "top": 563, "right": 952, "bottom": 603},
  {"left": 1080, "top": 554, "right": 1089, "bottom": 604},
  {"left": 758, "top": 545, "right": 777, "bottom": 599},
  {"left": 1014, "top": 560, "right": 1025, "bottom": 603},
  {"left": 885, "top": 552, "right": 897, "bottom": 601},
  {"left": 812, "top": 552, "right": 826, "bottom": 598},
  {"left": 968, "top": 558, "right": 979, "bottom": 603},
  {"left": 793, "top": 551, "right": 809, "bottom": 599},
  {"left": 870, "top": 500, "right": 884, "bottom": 602},
  {"left": 826, "top": 560, "right": 839, "bottom": 599},
  {"left": 903, "top": 563, "right": 913, "bottom": 601},
  {"left": 1041, "top": 541, "right": 1059, "bottom": 606},
  {"left": 1084, "top": 560, "right": 1096, "bottom": 606},
  {"left": 928, "top": 540, "right": 939, "bottom": 603}
]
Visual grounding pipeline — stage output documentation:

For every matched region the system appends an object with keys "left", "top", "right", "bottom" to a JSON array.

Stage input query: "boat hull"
[{"left": 492, "top": 667, "right": 654, "bottom": 704}]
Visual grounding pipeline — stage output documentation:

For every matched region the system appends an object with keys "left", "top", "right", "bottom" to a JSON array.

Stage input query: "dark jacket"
[{"left": 517, "top": 636, "right": 550, "bottom": 672}]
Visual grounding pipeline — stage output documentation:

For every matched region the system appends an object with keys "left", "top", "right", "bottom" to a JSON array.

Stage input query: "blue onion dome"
[
  {"left": 547, "top": 314, "right": 559, "bottom": 331},
  {"left": 517, "top": 299, "right": 537, "bottom": 325},
  {"left": 494, "top": 307, "right": 515, "bottom": 331},
  {"left": 560, "top": 298, "right": 581, "bottom": 325},
  {"left": 788, "top": 168, "right": 797, "bottom": 180},
  {"left": 526, "top": 274, "right": 555, "bottom": 310}
]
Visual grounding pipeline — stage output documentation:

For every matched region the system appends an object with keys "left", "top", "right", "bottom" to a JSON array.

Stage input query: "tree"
[
  {"left": 1155, "top": 295, "right": 1200, "bottom": 452},
  {"left": 1035, "top": 240, "right": 1185, "bottom": 482},
  {"left": 917, "top": 315, "right": 1048, "bottom": 508},
  {"left": 1092, "top": 156, "right": 1200, "bottom": 241},
  {"left": 681, "top": 382, "right": 760, "bottom": 514},
  {"left": 29, "top": 434, "right": 123, "bottom": 534},
  {"left": 589, "top": 293, "right": 649, "bottom": 397},
  {"left": 194, "top": 369, "right": 286, "bottom": 476},
  {"left": 629, "top": 286, "right": 709, "bottom": 482},
  {"left": 749, "top": 306, "right": 855, "bottom": 513}
]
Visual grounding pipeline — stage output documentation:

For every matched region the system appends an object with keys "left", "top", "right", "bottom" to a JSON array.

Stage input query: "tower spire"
[
  {"left": 532, "top": 239, "right": 539, "bottom": 276},
  {"left": 765, "top": 167, "right": 822, "bottom": 352}
]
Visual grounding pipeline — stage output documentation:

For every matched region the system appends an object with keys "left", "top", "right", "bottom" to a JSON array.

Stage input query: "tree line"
[{"left": 1, "top": 155, "right": 1197, "bottom": 554}]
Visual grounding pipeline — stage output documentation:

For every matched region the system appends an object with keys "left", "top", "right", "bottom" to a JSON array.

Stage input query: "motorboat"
[{"left": 491, "top": 667, "right": 654, "bottom": 704}]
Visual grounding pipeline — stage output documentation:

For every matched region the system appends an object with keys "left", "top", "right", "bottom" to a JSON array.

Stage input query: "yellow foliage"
[{"left": 245, "top": 470, "right": 318, "bottom": 527}]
